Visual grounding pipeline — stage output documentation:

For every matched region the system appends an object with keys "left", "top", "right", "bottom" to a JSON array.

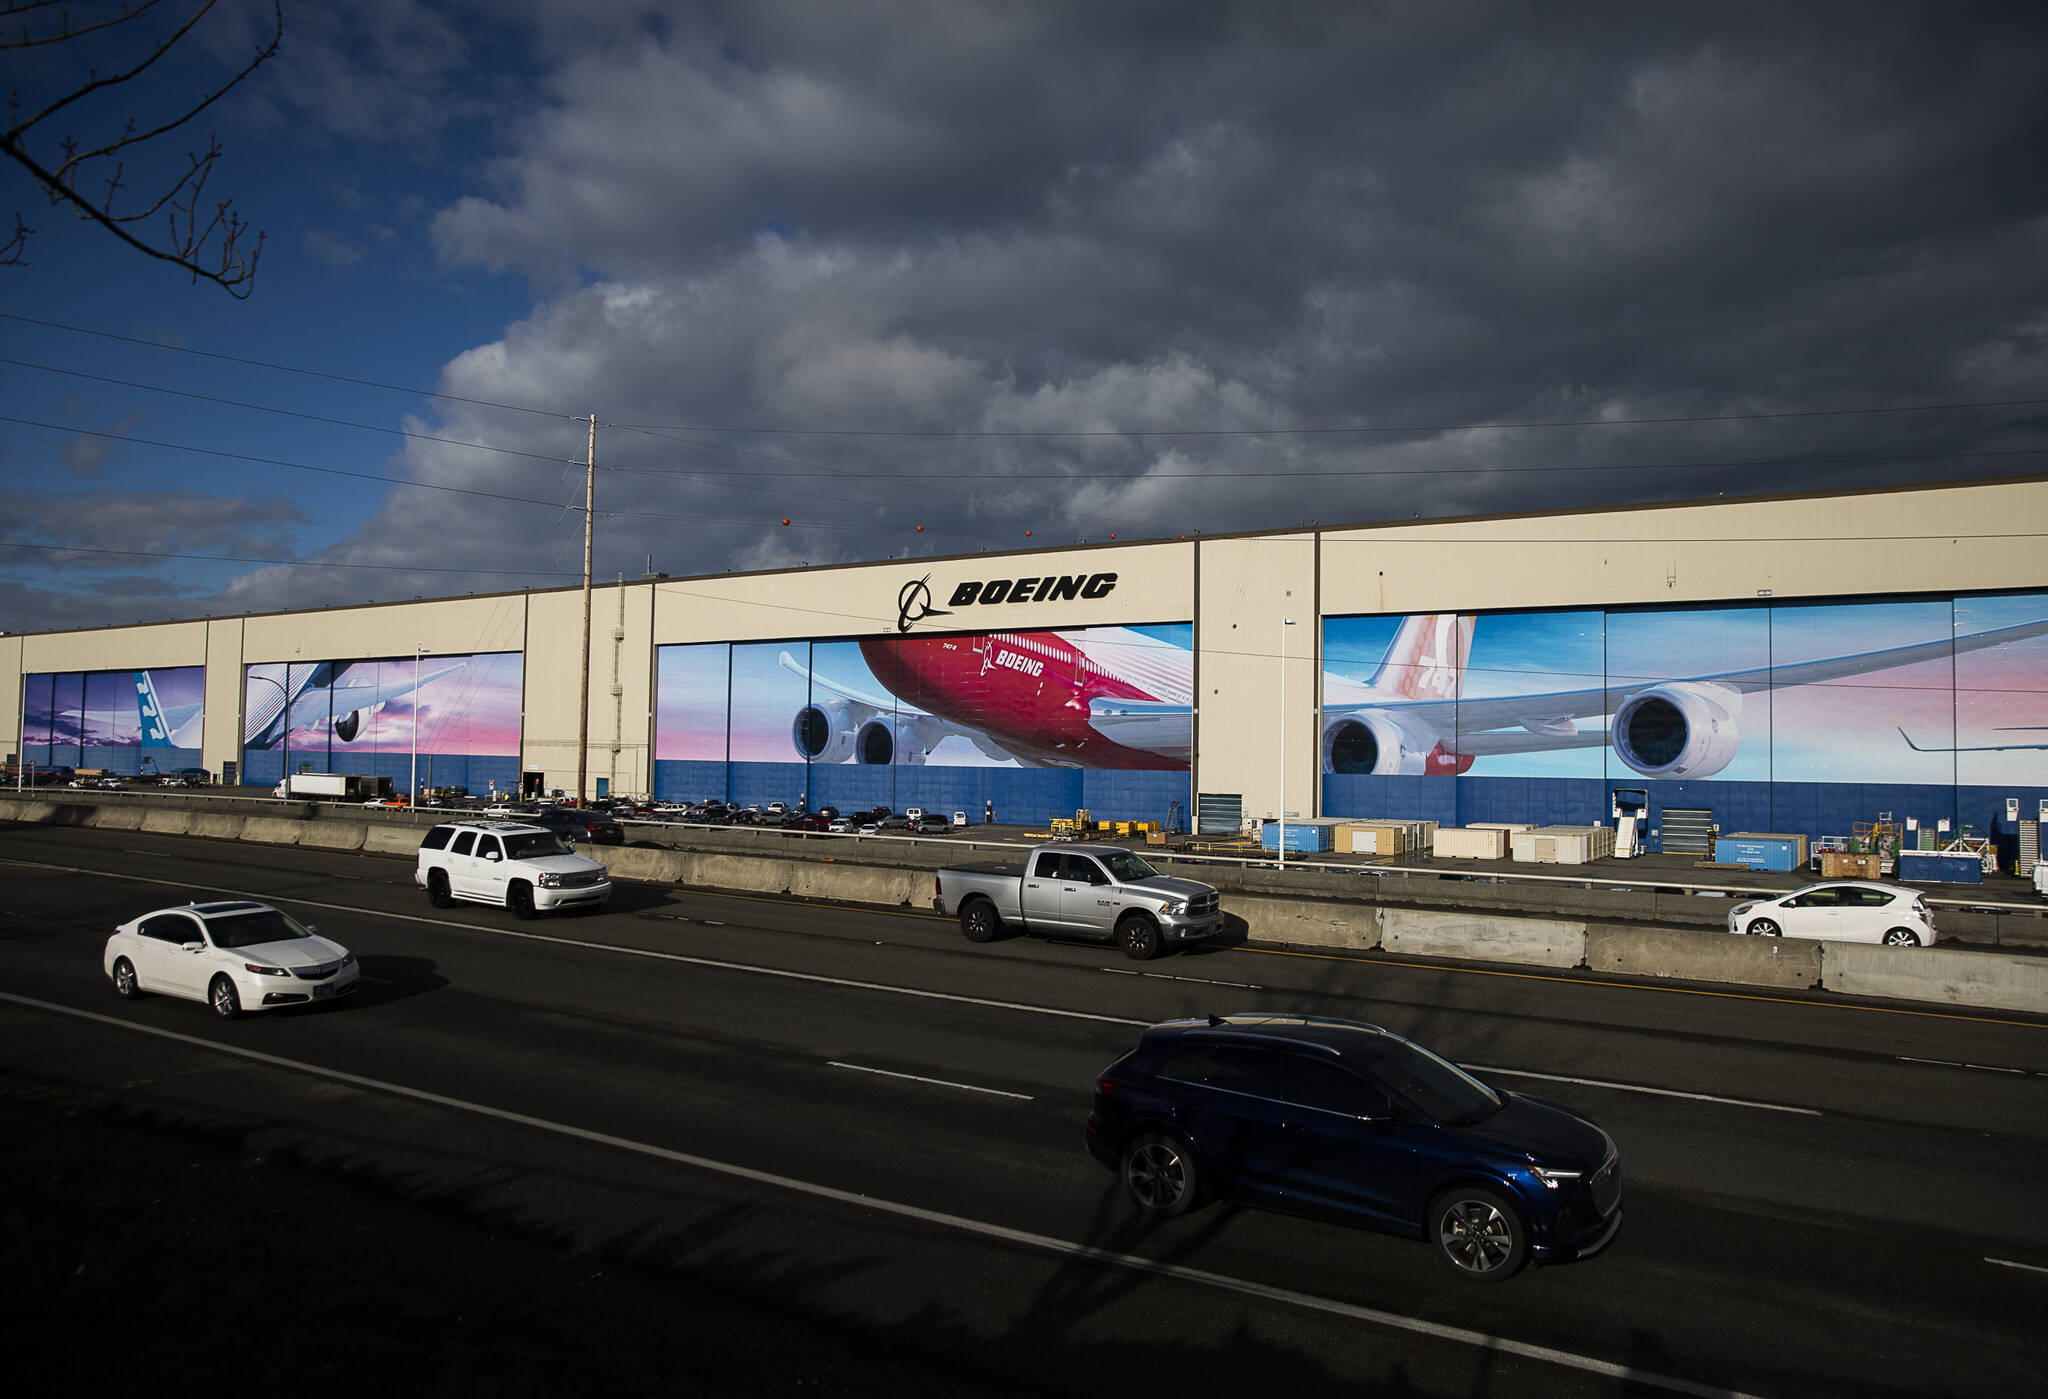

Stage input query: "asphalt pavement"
[{"left": 3, "top": 820, "right": 2045, "bottom": 1397}]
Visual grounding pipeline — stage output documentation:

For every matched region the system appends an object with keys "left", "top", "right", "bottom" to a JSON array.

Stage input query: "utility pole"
[{"left": 577, "top": 414, "right": 594, "bottom": 806}]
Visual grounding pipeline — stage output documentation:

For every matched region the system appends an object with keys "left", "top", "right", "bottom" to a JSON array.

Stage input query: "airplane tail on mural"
[
  {"left": 1366, "top": 614, "right": 1473, "bottom": 701},
  {"left": 134, "top": 670, "right": 205, "bottom": 749}
]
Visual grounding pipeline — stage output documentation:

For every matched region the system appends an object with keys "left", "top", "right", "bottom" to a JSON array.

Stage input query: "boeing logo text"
[{"left": 948, "top": 573, "right": 1117, "bottom": 608}]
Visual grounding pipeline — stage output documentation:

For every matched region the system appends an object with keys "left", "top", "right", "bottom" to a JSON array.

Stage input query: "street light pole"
[
  {"left": 410, "top": 647, "right": 426, "bottom": 806},
  {"left": 1279, "top": 616, "right": 1295, "bottom": 870}
]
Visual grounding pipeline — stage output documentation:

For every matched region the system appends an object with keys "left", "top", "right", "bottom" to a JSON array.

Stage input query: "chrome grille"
[
  {"left": 1589, "top": 1156, "right": 1621, "bottom": 1216},
  {"left": 293, "top": 961, "right": 339, "bottom": 981},
  {"left": 558, "top": 871, "right": 605, "bottom": 889}
]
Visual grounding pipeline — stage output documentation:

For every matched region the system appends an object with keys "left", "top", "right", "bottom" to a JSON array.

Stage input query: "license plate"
[{"left": 315, "top": 982, "right": 334, "bottom": 998}]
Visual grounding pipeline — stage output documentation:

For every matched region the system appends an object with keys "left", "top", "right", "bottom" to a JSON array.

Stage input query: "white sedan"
[
  {"left": 1727, "top": 881, "right": 1937, "bottom": 946},
  {"left": 105, "top": 900, "right": 361, "bottom": 1019}
]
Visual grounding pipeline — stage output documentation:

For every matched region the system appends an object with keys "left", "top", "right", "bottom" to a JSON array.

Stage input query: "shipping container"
[
  {"left": 1715, "top": 832, "right": 1808, "bottom": 873},
  {"left": 1510, "top": 825, "right": 1616, "bottom": 864},
  {"left": 1897, "top": 852, "right": 1984, "bottom": 884},
  {"left": 1433, "top": 826, "right": 1510, "bottom": 860}
]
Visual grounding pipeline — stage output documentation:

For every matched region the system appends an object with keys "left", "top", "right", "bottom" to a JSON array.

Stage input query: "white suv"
[{"left": 416, "top": 821, "right": 611, "bottom": 918}]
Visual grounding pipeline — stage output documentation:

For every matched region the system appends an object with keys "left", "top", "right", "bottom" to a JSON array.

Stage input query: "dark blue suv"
[{"left": 1086, "top": 1014, "right": 1621, "bottom": 1281}]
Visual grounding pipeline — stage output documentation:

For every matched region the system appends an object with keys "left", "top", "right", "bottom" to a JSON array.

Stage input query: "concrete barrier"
[
  {"left": 140, "top": 809, "right": 194, "bottom": 836},
  {"left": 1232, "top": 894, "right": 1380, "bottom": 950},
  {"left": 2, "top": 800, "right": 59, "bottom": 823},
  {"left": 189, "top": 813, "right": 247, "bottom": 840},
  {"left": 1380, "top": 907, "right": 1586, "bottom": 968},
  {"left": 788, "top": 861, "right": 928, "bottom": 906},
  {"left": 590, "top": 846, "right": 687, "bottom": 882},
  {"left": 678, "top": 852, "right": 799, "bottom": 895},
  {"left": 298, "top": 823, "right": 366, "bottom": 852},
  {"left": 364, "top": 827, "right": 426, "bottom": 856},
  {"left": 1820, "top": 942, "right": 2048, "bottom": 1014},
  {"left": 84, "top": 806, "right": 147, "bottom": 831},
  {"left": 240, "top": 817, "right": 305, "bottom": 847},
  {"left": 1586, "top": 923, "right": 1822, "bottom": 989}
]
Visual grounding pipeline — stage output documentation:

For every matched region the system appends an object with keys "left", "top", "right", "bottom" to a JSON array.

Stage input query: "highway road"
[{"left": 3, "top": 821, "right": 2044, "bottom": 1397}]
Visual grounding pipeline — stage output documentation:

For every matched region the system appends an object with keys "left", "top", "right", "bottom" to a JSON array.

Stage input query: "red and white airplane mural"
[{"left": 780, "top": 628, "right": 1193, "bottom": 769}]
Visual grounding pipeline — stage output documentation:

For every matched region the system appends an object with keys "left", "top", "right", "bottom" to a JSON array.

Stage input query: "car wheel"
[
  {"left": 1430, "top": 1186, "right": 1529, "bottom": 1282},
  {"left": 1747, "top": 917, "right": 1781, "bottom": 937},
  {"left": 959, "top": 898, "right": 1001, "bottom": 943},
  {"left": 427, "top": 869, "right": 453, "bottom": 909},
  {"left": 1121, "top": 1132, "right": 1202, "bottom": 1216},
  {"left": 209, "top": 975, "right": 242, "bottom": 1021},
  {"left": 111, "top": 957, "right": 142, "bottom": 1000},
  {"left": 507, "top": 883, "right": 537, "bottom": 920},
  {"left": 1116, "top": 913, "right": 1162, "bottom": 961},
  {"left": 1882, "top": 927, "right": 1923, "bottom": 947}
]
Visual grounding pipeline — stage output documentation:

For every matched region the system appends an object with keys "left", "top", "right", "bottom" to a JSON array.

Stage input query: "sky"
[{"left": 4, "top": 0, "right": 2046, "bottom": 637}]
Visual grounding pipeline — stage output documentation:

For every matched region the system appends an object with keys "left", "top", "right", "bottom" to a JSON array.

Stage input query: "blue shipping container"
[
  {"left": 1260, "top": 821, "right": 1335, "bottom": 853},
  {"left": 1897, "top": 852, "right": 1984, "bottom": 884},
  {"left": 1717, "top": 835, "right": 1802, "bottom": 873}
]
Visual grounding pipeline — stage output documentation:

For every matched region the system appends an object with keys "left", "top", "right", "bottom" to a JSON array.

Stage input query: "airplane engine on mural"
[
  {"left": 1609, "top": 681, "right": 1742, "bottom": 780},
  {"left": 790, "top": 699, "right": 863, "bottom": 764},
  {"left": 1321, "top": 711, "right": 1457, "bottom": 776}
]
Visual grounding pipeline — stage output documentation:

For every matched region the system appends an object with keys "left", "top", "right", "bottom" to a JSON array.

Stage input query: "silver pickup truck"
[{"left": 932, "top": 845, "right": 1224, "bottom": 960}]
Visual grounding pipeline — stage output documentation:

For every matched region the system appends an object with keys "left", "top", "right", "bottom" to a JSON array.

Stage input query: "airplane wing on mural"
[
  {"left": 778, "top": 651, "right": 1037, "bottom": 767},
  {"left": 1897, "top": 726, "right": 2048, "bottom": 754},
  {"left": 1323, "top": 615, "right": 2048, "bottom": 779},
  {"left": 1087, "top": 698, "right": 1195, "bottom": 762},
  {"left": 243, "top": 659, "right": 468, "bottom": 749}
]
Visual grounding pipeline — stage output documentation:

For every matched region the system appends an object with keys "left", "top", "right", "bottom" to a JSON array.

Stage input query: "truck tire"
[
  {"left": 427, "top": 869, "right": 453, "bottom": 909},
  {"left": 1116, "top": 912, "right": 1162, "bottom": 961},
  {"left": 507, "top": 882, "right": 537, "bottom": 920},
  {"left": 960, "top": 897, "right": 1001, "bottom": 943}
]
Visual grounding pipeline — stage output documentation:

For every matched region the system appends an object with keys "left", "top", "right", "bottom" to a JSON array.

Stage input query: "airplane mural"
[
  {"left": 1322, "top": 609, "right": 2048, "bottom": 779},
  {"left": 776, "top": 626, "right": 1194, "bottom": 770},
  {"left": 242, "top": 658, "right": 468, "bottom": 749}
]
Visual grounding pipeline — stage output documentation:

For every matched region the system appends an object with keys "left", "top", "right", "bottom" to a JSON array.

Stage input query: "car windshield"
[
  {"left": 205, "top": 908, "right": 312, "bottom": 949},
  {"left": 1368, "top": 1038, "right": 1503, "bottom": 1126},
  {"left": 1097, "top": 850, "right": 1159, "bottom": 882},
  {"left": 505, "top": 832, "right": 573, "bottom": 859}
]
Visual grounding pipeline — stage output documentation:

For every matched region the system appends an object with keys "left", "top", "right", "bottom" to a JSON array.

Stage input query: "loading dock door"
[
  {"left": 1197, "top": 792, "right": 1244, "bottom": 836},
  {"left": 1662, "top": 807, "right": 1714, "bottom": 856}
]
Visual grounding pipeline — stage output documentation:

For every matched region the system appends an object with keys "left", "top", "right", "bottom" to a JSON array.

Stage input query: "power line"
[
  {"left": 610, "top": 396, "right": 2048, "bottom": 438},
  {"left": 0, "top": 539, "right": 580, "bottom": 577},
  {"left": 609, "top": 446, "right": 2048, "bottom": 481},
  {"left": 0, "top": 357, "right": 583, "bottom": 467},
  {"left": 0, "top": 313, "right": 580, "bottom": 421},
  {"left": 0, "top": 416, "right": 589, "bottom": 512}
]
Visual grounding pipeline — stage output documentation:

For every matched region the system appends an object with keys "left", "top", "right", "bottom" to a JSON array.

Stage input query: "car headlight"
[
  {"left": 1531, "top": 1166, "right": 1583, "bottom": 1190},
  {"left": 538, "top": 873, "right": 564, "bottom": 887},
  {"left": 242, "top": 962, "right": 291, "bottom": 977},
  {"left": 340, "top": 952, "right": 355, "bottom": 968},
  {"left": 1160, "top": 899, "right": 1188, "bottom": 915},
  {"left": 1730, "top": 903, "right": 1754, "bottom": 918}
]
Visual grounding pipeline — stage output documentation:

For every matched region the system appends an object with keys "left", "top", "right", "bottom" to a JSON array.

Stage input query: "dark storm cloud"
[{"left": 9, "top": 0, "right": 2046, "bottom": 630}]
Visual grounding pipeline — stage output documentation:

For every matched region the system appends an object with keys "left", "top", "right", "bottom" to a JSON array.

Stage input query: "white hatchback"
[
  {"left": 1727, "top": 881, "right": 1937, "bottom": 946},
  {"left": 105, "top": 901, "right": 360, "bottom": 1019}
]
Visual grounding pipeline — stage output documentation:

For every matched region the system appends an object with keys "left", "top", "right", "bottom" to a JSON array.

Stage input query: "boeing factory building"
[{"left": 7, "top": 476, "right": 2047, "bottom": 852}]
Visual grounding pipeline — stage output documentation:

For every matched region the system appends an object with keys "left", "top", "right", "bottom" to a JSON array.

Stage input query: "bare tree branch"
[{"left": 1, "top": 0, "right": 280, "bottom": 297}]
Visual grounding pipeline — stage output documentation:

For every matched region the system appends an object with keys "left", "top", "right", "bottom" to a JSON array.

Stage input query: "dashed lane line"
[{"left": 0, "top": 989, "right": 1769, "bottom": 1399}]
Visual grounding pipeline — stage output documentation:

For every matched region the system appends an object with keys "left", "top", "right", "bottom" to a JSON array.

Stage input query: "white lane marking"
[
  {"left": 1100, "top": 968, "right": 1265, "bottom": 989},
  {"left": 0, "top": 858, "right": 1149, "bottom": 1029},
  {"left": 827, "top": 1061, "right": 1033, "bottom": 1100},
  {"left": 1986, "top": 1256, "right": 2048, "bottom": 1275},
  {"left": 0, "top": 990, "right": 1765, "bottom": 1399},
  {"left": 1899, "top": 1055, "right": 2040, "bottom": 1077},
  {"left": 1466, "top": 1065, "right": 1822, "bottom": 1117}
]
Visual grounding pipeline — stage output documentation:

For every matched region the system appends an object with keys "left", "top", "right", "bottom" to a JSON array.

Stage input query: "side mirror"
[
  {"left": 484, "top": 850, "right": 501, "bottom": 862},
  {"left": 303, "top": 924, "right": 318, "bottom": 935},
  {"left": 182, "top": 941, "right": 205, "bottom": 953}
]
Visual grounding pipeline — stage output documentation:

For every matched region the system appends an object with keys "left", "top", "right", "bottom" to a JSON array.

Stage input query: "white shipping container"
[
  {"left": 1434, "top": 827, "right": 1509, "bottom": 859},
  {"left": 1338, "top": 823, "right": 1406, "bottom": 855},
  {"left": 1469, "top": 822, "right": 1535, "bottom": 832},
  {"left": 1509, "top": 825, "right": 1616, "bottom": 864}
]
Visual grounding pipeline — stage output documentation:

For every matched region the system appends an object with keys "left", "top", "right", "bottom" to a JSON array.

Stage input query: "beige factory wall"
[
  {"left": 238, "top": 594, "right": 529, "bottom": 661},
  {"left": 523, "top": 588, "right": 586, "bottom": 795},
  {"left": 649, "top": 541, "right": 1197, "bottom": 644},
  {"left": 16, "top": 619, "right": 210, "bottom": 672},
  {"left": 1319, "top": 478, "right": 2048, "bottom": 616},
  {"left": 1193, "top": 533, "right": 1318, "bottom": 829},
  {"left": 202, "top": 618, "right": 247, "bottom": 776},
  {"left": 1, "top": 634, "right": 19, "bottom": 762}
]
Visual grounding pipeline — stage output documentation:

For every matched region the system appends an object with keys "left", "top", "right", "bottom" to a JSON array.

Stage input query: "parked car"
[
  {"left": 827, "top": 817, "right": 858, "bottom": 834},
  {"left": 105, "top": 900, "right": 360, "bottom": 1020},
  {"left": 528, "top": 807, "right": 626, "bottom": 845},
  {"left": 815, "top": 805, "right": 839, "bottom": 821},
  {"left": 876, "top": 811, "right": 915, "bottom": 831},
  {"left": 1087, "top": 1013, "right": 1621, "bottom": 1282},
  {"left": 915, "top": 813, "right": 952, "bottom": 834},
  {"left": 416, "top": 820, "right": 612, "bottom": 917},
  {"left": 1726, "top": 880, "right": 1937, "bottom": 945}
]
